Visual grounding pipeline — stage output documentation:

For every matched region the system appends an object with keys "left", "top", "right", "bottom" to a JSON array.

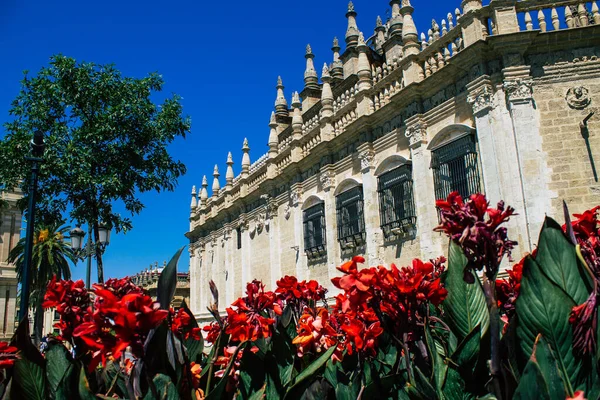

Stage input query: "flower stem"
[{"left": 482, "top": 276, "right": 503, "bottom": 400}]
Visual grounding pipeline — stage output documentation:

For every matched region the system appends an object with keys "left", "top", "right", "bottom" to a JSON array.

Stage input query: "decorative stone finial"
[
  {"left": 292, "top": 91, "right": 301, "bottom": 107},
  {"left": 190, "top": 185, "right": 197, "bottom": 209},
  {"left": 291, "top": 92, "right": 303, "bottom": 133},
  {"left": 241, "top": 138, "right": 251, "bottom": 173},
  {"left": 200, "top": 176, "right": 209, "bottom": 202},
  {"left": 226, "top": 152, "right": 234, "bottom": 185},
  {"left": 332, "top": 37, "right": 340, "bottom": 50},
  {"left": 401, "top": 0, "right": 419, "bottom": 51},
  {"left": 274, "top": 76, "right": 289, "bottom": 116},
  {"left": 358, "top": 31, "right": 366, "bottom": 46},
  {"left": 321, "top": 64, "right": 334, "bottom": 117},
  {"left": 331, "top": 37, "right": 344, "bottom": 80},
  {"left": 322, "top": 63, "right": 331, "bottom": 79},
  {"left": 304, "top": 44, "right": 319, "bottom": 90},
  {"left": 212, "top": 165, "right": 221, "bottom": 196},
  {"left": 268, "top": 112, "right": 279, "bottom": 149},
  {"left": 345, "top": 1, "right": 360, "bottom": 48},
  {"left": 376, "top": 15, "right": 383, "bottom": 27}
]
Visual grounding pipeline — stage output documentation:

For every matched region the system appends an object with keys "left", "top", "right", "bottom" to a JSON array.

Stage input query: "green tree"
[
  {"left": 8, "top": 224, "right": 75, "bottom": 344},
  {"left": 0, "top": 55, "right": 190, "bottom": 282}
]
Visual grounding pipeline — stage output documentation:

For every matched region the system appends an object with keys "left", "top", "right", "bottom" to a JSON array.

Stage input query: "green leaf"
[
  {"left": 45, "top": 343, "right": 72, "bottom": 398},
  {"left": 78, "top": 367, "right": 96, "bottom": 400},
  {"left": 534, "top": 336, "right": 568, "bottom": 400},
  {"left": 513, "top": 358, "right": 550, "bottom": 400},
  {"left": 442, "top": 242, "right": 489, "bottom": 340},
  {"left": 247, "top": 385, "right": 266, "bottom": 400},
  {"left": 442, "top": 367, "right": 473, "bottom": 400},
  {"left": 206, "top": 342, "right": 247, "bottom": 400},
  {"left": 11, "top": 359, "right": 46, "bottom": 400},
  {"left": 284, "top": 346, "right": 336, "bottom": 400},
  {"left": 535, "top": 217, "right": 592, "bottom": 305},
  {"left": 144, "top": 374, "right": 180, "bottom": 400},
  {"left": 450, "top": 324, "right": 481, "bottom": 372},
  {"left": 516, "top": 257, "right": 579, "bottom": 394},
  {"left": 413, "top": 365, "right": 437, "bottom": 400},
  {"left": 180, "top": 300, "right": 204, "bottom": 362},
  {"left": 425, "top": 325, "right": 447, "bottom": 396},
  {"left": 157, "top": 247, "right": 185, "bottom": 309}
]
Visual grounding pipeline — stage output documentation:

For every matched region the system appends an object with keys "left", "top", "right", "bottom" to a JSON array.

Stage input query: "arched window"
[
  {"left": 377, "top": 164, "right": 416, "bottom": 239},
  {"left": 336, "top": 186, "right": 365, "bottom": 248},
  {"left": 303, "top": 201, "right": 326, "bottom": 258},
  {"left": 430, "top": 128, "right": 481, "bottom": 201}
]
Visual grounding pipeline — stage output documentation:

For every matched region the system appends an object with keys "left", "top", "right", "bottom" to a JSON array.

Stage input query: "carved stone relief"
[
  {"left": 405, "top": 123, "right": 427, "bottom": 147},
  {"left": 566, "top": 86, "right": 591, "bottom": 110},
  {"left": 467, "top": 85, "right": 495, "bottom": 115},
  {"left": 504, "top": 79, "right": 534, "bottom": 102}
]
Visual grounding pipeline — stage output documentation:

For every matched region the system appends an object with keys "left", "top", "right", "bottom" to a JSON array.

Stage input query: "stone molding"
[
  {"left": 504, "top": 79, "right": 534, "bottom": 103},
  {"left": 467, "top": 84, "right": 495, "bottom": 116},
  {"left": 405, "top": 122, "right": 428, "bottom": 148}
]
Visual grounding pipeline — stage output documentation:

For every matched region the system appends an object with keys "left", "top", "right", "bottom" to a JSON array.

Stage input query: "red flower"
[
  {"left": 435, "top": 192, "right": 517, "bottom": 281},
  {"left": 0, "top": 341, "right": 18, "bottom": 369},
  {"left": 563, "top": 205, "right": 600, "bottom": 356},
  {"left": 171, "top": 308, "right": 202, "bottom": 341},
  {"left": 203, "top": 320, "right": 223, "bottom": 345},
  {"left": 43, "top": 276, "right": 91, "bottom": 341},
  {"left": 292, "top": 308, "right": 340, "bottom": 360},
  {"left": 225, "top": 280, "right": 281, "bottom": 343},
  {"left": 276, "top": 276, "right": 327, "bottom": 305}
]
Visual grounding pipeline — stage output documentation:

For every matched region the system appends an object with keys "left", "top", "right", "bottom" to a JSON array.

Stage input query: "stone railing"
[
  {"left": 278, "top": 130, "right": 293, "bottom": 152},
  {"left": 418, "top": 13, "right": 467, "bottom": 79},
  {"left": 302, "top": 131, "right": 322, "bottom": 157},
  {"left": 302, "top": 113, "right": 320, "bottom": 135},
  {"left": 517, "top": 1, "right": 599, "bottom": 31},
  {"left": 333, "top": 83, "right": 359, "bottom": 113},
  {"left": 249, "top": 153, "right": 268, "bottom": 175},
  {"left": 332, "top": 105, "right": 358, "bottom": 137}
]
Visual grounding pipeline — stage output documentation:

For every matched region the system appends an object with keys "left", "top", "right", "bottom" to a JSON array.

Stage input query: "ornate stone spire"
[
  {"left": 291, "top": 92, "right": 303, "bottom": 138},
  {"left": 190, "top": 185, "right": 197, "bottom": 209},
  {"left": 401, "top": 0, "right": 419, "bottom": 55},
  {"left": 321, "top": 64, "right": 334, "bottom": 118},
  {"left": 200, "top": 175, "right": 209, "bottom": 203},
  {"left": 304, "top": 45, "right": 319, "bottom": 90},
  {"left": 356, "top": 32, "right": 373, "bottom": 91},
  {"left": 331, "top": 37, "right": 344, "bottom": 80},
  {"left": 274, "top": 76, "right": 289, "bottom": 116},
  {"left": 345, "top": 1, "right": 360, "bottom": 48},
  {"left": 225, "top": 152, "right": 234, "bottom": 186},
  {"left": 241, "top": 138, "right": 251, "bottom": 175},
  {"left": 212, "top": 165, "right": 220, "bottom": 197},
  {"left": 374, "top": 16, "right": 387, "bottom": 53},
  {"left": 389, "top": 0, "right": 403, "bottom": 36},
  {"left": 268, "top": 111, "right": 279, "bottom": 154}
]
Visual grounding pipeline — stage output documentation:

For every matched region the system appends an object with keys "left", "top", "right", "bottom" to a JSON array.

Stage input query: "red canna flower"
[
  {"left": 567, "top": 391, "right": 587, "bottom": 400},
  {"left": 0, "top": 341, "right": 18, "bottom": 369},
  {"left": 190, "top": 362, "right": 203, "bottom": 388},
  {"left": 292, "top": 307, "right": 340, "bottom": 359},
  {"left": 435, "top": 192, "right": 517, "bottom": 281},
  {"left": 171, "top": 308, "right": 202, "bottom": 341},
  {"left": 276, "top": 276, "right": 327, "bottom": 305},
  {"left": 563, "top": 205, "right": 600, "bottom": 356},
  {"left": 203, "top": 320, "right": 223, "bottom": 345},
  {"left": 225, "top": 280, "right": 281, "bottom": 344},
  {"left": 43, "top": 276, "right": 91, "bottom": 342}
]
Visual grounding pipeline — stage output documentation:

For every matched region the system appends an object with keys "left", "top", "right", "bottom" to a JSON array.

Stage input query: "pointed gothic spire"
[
  {"left": 274, "top": 76, "right": 289, "bottom": 116},
  {"left": 331, "top": 37, "right": 344, "bottom": 80},
  {"left": 356, "top": 32, "right": 373, "bottom": 91},
  {"left": 389, "top": 0, "right": 403, "bottom": 36},
  {"left": 291, "top": 92, "right": 303, "bottom": 135},
  {"left": 190, "top": 185, "right": 197, "bottom": 209},
  {"left": 226, "top": 152, "right": 234, "bottom": 186},
  {"left": 401, "top": 0, "right": 419, "bottom": 54},
  {"left": 200, "top": 175, "right": 209, "bottom": 203},
  {"left": 375, "top": 15, "right": 387, "bottom": 54},
  {"left": 212, "top": 165, "right": 221, "bottom": 197},
  {"left": 268, "top": 112, "right": 279, "bottom": 153},
  {"left": 345, "top": 1, "right": 360, "bottom": 48},
  {"left": 304, "top": 44, "right": 319, "bottom": 90},
  {"left": 321, "top": 64, "right": 334, "bottom": 118},
  {"left": 241, "top": 138, "right": 251, "bottom": 175}
]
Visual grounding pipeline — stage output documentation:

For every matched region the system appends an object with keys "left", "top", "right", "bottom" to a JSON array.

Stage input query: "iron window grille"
[
  {"left": 377, "top": 165, "right": 417, "bottom": 239},
  {"left": 431, "top": 134, "right": 481, "bottom": 201},
  {"left": 303, "top": 203, "right": 327, "bottom": 258},
  {"left": 236, "top": 227, "right": 242, "bottom": 250},
  {"left": 336, "top": 186, "right": 366, "bottom": 248}
]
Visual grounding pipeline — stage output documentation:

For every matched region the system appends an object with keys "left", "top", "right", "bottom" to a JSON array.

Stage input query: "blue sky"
[{"left": 0, "top": 0, "right": 460, "bottom": 282}]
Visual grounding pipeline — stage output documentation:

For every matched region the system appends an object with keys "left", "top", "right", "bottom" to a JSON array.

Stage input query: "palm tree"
[{"left": 8, "top": 224, "right": 75, "bottom": 344}]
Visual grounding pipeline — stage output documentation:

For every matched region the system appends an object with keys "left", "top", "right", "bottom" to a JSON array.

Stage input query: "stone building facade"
[
  {"left": 187, "top": 0, "right": 600, "bottom": 321},
  {"left": 131, "top": 263, "right": 191, "bottom": 309},
  {"left": 0, "top": 191, "right": 22, "bottom": 340}
]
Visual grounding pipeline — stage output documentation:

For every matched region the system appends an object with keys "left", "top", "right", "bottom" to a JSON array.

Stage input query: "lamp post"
[
  {"left": 18, "top": 131, "right": 45, "bottom": 322},
  {"left": 69, "top": 223, "right": 110, "bottom": 289}
]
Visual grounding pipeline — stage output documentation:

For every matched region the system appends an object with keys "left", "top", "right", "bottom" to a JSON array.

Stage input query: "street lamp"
[
  {"left": 69, "top": 224, "right": 111, "bottom": 289},
  {"left": 18, "top": 131, "right": 45, "bottom": 322}
]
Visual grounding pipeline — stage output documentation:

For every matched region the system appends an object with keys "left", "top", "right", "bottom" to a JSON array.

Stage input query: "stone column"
[
  {"left": 504, "top": 74, "right": 548, "bottom": 250},
  {"left": 319, "top": 166, "right": 341, "bottom": 294},
  {"left": 290, "top": 183, "right": 306, "bottom": 281},
  {"left": 467, "top": 78, "right": 502, "bottom": 203},
  {"left": 405, "top": 116, "right": 444, "bottom": 259},
  {"left": 240, "top": 217, "right": 251, "bottom": 292},
  {"left": 357, "top": 143, "right": 383, "bottom": 267},
  {"left": 0, "top": 284, "right": 5, "bottom": 335},
  {"left": 189, "top": 247, "right": 199, "bottom": 315},
  {"left": 268, "top": 201, "right": 282, "bottom": 290},
  {"left": 224, "top": 227, "right": 235, "bottom": 306}
]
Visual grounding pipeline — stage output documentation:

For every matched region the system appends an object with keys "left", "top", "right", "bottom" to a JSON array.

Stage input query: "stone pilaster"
[
  {"left": 357, "top": 143, "right": 383, "bottom": 267},
  {"left": 405, "top": 116, "right": 444, "bottom": 259},
  {"left": 504, "top": 71, "right": 548, "bottom": 251},
  {"left": 290, "top": 183, "right": 306, "bottom": 281},
  {"left": 467, "top": 77, "right": 502, "bottom": 203},
  {"left": 224, "top": 227, "right": 235, "bottom": 306},
  {"left": 319, "top": 166, "right": 341, "bottom": 292},
  {"left": 240, "top": 216, "right": 251, "bottom": 292},
  {"left": 268, "top": 201, "right": 282, "bottom": 290}
]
